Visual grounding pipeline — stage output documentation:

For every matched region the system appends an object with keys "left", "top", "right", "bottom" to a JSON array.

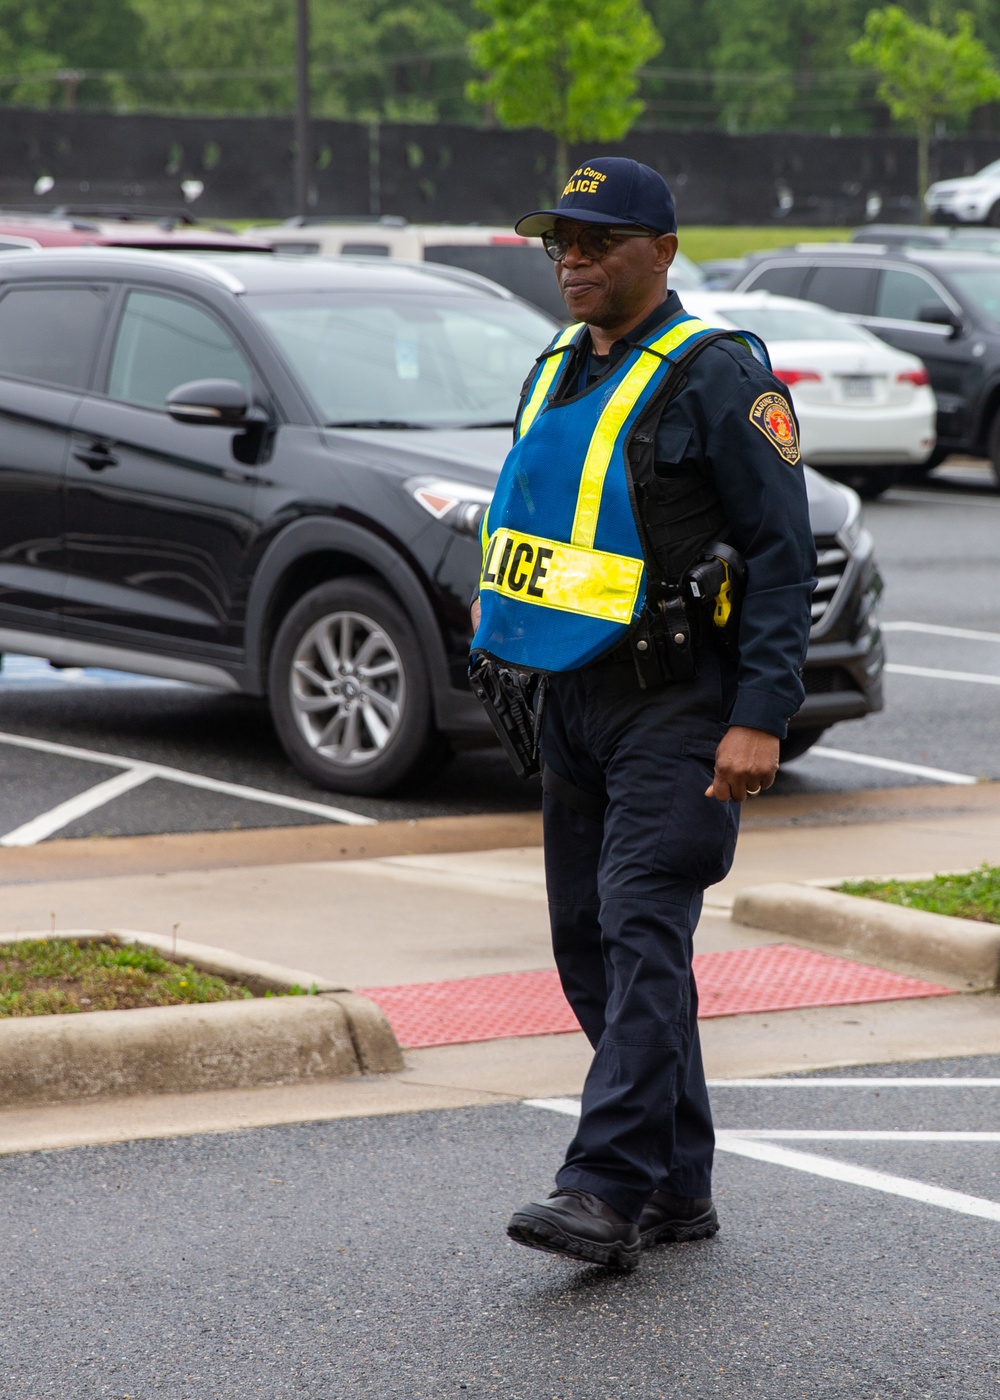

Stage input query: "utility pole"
[{"left": 294, "top": 0, "right": 311, "bottom": 218}]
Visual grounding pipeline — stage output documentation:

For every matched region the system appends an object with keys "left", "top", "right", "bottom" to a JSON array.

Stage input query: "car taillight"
[
  {"left": 491, "top": 235, "right": 528, "bottom": 245},
  {"left": 773, "top": 369, "right": 822, "bottom": 386},
  {"left": 896, "top": 368, "right": 930, "bottom": 386}
]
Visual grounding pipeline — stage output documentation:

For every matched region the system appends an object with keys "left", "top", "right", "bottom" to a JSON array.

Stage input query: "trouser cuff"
[{"left": 555, "top": 1166, "right": 650, "bottom": 1223}]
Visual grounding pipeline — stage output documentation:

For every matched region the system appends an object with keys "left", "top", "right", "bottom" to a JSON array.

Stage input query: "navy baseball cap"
[{"left": 515, "top": 157, "right": 677, "bottom": 238}]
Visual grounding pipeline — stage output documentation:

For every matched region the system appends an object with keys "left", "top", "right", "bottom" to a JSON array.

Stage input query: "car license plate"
[{"left": 841, "top": 375, "right": 875, "bottom": 398}]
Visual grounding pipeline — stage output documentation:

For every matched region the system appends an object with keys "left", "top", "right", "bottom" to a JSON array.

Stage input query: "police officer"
[{"left": 470, "top": 157, "right": 815, "bottom": 1271}]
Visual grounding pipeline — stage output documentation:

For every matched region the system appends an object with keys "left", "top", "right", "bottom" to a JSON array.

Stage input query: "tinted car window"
[
  {"left": 802, "top": 265, "right": 876, "bottom": 314},
  {"left": 875, "top": 268, "right": 949, "bottom": 322},
  {"left": 107, "top": 291, "right": 251, "bottom": 408},
  {"left": 341, "top": 243, "right": 390, "bottom": 256},
  {"left": 742, "top": 264, "right": 809, "bottom": 297},
  {"left": 423, "top": 245, "right": 568, "bottom": 320},
  {"left": 946, "top": 267, "right": 1000, "bottom": 326},
  {"left": 0, "top": 283, "right": 108, "bottom": 389}
]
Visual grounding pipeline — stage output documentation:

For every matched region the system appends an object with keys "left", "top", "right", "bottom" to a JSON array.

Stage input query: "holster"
[
  {"left": 626, "top": 541, "right": 747, "bottom": 687},
  {"left": 468, "top": 654, "right": 544, "bottom": 780}
]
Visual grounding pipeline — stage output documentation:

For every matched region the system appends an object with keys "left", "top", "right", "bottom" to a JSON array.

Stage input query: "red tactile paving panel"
[{"left": 358, "top": 944, "right": 955, "bottom": 1049}]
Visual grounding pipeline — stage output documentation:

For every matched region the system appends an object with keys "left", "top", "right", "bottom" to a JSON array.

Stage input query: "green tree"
[
  {"left": 0, "top": 0, "right": 143, "bottom": 107},
  {"left": 467, "top": 0, "right": 662, "bottom": 188},
  {"left": 850, "top": 6, "right": 1000, "bottom": 213}
]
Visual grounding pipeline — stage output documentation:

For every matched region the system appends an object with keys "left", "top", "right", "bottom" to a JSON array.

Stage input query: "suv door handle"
[{"left": 73, "top": 439, "right": 119, "bottom": 471}]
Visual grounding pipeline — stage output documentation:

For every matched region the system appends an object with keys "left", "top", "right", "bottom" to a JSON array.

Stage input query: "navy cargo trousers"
[{"left": 540, "top": 646, "right": 740, "bottom": 1222}]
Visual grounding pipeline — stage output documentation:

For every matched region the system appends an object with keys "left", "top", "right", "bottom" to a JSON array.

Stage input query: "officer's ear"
[{"left": 653, "top": 233, "right": 678, "bottom": 276}]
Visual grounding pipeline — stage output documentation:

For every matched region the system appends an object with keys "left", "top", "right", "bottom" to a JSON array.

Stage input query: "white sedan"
[{"left": 681, "top": 290, "right": 937, "bottom": 497}]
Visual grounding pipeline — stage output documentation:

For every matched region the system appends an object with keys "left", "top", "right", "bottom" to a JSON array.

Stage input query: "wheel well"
[{"left": 259, "top": 550, "right": 384, "bottom": 677}]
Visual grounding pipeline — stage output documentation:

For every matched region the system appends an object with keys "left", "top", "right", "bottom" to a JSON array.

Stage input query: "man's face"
[{"left": 552, "top": 219, "right": 678, "bottom": 328}]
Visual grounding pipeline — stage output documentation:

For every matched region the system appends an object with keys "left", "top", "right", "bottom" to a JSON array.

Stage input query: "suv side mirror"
[
  {"left": 918, "top": 303, "right": 962, "bottom": 337},
  {"left": 167, "top": 378, "right": 253, "bottom": 426}
]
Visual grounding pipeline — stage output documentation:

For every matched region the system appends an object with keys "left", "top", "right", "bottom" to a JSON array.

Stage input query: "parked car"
[
  {"left": 681, "top": 290, "right": 936, "bottom": 497},
  {"left": 924, "top": 160, "right": 1000, "bottom": 225},
  {"left": 0, "top": 209, "right": 272, "bottom": 253},
  {"left": 252, "top": 216, "right": 704, "bottom": 320},
  {"left": 851, "top": 224, "right": 1000, "bottom": 253},
  {"left": 730, "top": 244, "right": 1000, "bottom": 485},
  {"left": 0, "top": 248, "right": 882, "bottom": 790}
]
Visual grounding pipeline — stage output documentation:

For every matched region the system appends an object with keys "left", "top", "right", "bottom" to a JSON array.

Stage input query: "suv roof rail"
[
  {"left": 49, "top": 204, "right": 203, "bottom": 227},
  {"left": 280, "top": 214, "right": 409, "bottom": 228}
]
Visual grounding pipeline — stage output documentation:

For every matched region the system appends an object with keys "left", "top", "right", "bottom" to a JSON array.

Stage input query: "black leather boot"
[
  {"left": 637, "top": 1191, "right": 719, "bottom": 1249},
  {"left": 507, "top": 1189, "right": 640, "bottom": 1270}
]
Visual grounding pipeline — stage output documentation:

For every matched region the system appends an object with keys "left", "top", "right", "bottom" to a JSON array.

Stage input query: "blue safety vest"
[{"left": 472, "top": 313, "right": 768, "bottom": 673}]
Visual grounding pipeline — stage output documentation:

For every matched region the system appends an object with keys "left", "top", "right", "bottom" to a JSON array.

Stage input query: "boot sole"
[
  {"left": 507, "top": 1216, "right": 640, "bottom": 1271},
  {"left": 639, "top": 1213, "right": 720, "bottom": 1250}
]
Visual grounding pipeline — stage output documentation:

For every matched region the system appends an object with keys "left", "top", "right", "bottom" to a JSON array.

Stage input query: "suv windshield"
[
  {"left": 713, "top": 303, "right": 871, "bottom": 343},
  {"left": 944, "top": 268, "right": 1000, "bottom": 327},
  {"left": 250, "top": 291, "right": 554, "bottom": 427}
]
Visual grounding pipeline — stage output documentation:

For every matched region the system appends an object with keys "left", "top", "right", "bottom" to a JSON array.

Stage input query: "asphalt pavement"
[
  {"left": 2, "top": 1054, "right": 997, "bottom": 1399},
  {"left": 0, "top": 460, "right": 996, "bottom": 841}
]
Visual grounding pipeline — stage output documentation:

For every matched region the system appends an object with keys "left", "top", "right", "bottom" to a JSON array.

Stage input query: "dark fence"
[{"left": 3, "top": 108, "right": 1000, "bottom": 225}]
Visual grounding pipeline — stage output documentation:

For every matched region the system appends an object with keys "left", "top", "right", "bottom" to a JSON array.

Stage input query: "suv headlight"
[
  {"left": 406, "top": 477, "right": 494, "bottom": 536},
  {"left": 836, "top": 484, "right": 863, "bottom": 552}
]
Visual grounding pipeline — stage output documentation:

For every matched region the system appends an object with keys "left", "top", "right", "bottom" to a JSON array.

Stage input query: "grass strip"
[
  {"left": 680, "top": 226, "right": 849, "bottom": 263},
  {"left": 837, "top": 864, "right": 1000, "bottom": 926},
  {"left": 0, "top": 938, "right": 268, "bottom": 1017}
]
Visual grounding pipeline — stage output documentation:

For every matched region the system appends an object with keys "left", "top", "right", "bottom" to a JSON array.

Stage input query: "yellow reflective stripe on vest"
[
  {"left": 517, "top": 324, "right": 581, "bottom": 439},
  {"left": 570, "top": 318, "right": 715, "bottom": 549},
  {"left": 480, "top": 527, "right": 643, "bottom": 624}
]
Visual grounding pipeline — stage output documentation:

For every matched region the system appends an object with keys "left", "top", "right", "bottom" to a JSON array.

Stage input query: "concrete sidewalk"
[{"left": 0, "top": 783, "right": 997, "bottom": 1152}]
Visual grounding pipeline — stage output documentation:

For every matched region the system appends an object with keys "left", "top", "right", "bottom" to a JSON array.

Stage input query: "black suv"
[
  {"left": 0, "top": 249, "right": 883, "bottom": 791},
  {"left": 732, "top": 245, "right": 1000, "bottom": 485}
]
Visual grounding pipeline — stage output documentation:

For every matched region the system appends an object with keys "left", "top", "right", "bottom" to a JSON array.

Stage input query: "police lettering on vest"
[{"left": 471, "top": 314, "right": 768, "bottom": 674}]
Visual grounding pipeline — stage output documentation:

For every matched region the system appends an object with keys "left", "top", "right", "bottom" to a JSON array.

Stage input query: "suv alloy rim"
[{"left": 290, "top": 610, "right": 406, "bottom": 766}]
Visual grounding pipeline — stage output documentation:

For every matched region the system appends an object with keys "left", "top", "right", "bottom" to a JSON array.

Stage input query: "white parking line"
[
  {"left": 0, "top": 767, "right": 157, "bottom": 847},
  {"left": 715, "top": 1135, "right": 1000, "bottom": 1223},
  {"left": 810, "top": 746, "right": 978, "bottom": 785},
  {"left": 705, "top": 1078, "right": 1000, "bottom": 1088},
  {"left": 715, "top": 1130, "right": 1000, "bottom": 1142},
  {"left": 0, "top": 728, "right": 375, "bottom": 839},
  {"left": 524, "top": 1097, "right": 1000, "bottom": 1224},
  {"left": 886, "top": 663, "right": 1000, "bottom": 686},
  {"left": 881, "top": 621, "right": 1000, "bottom": 645}
]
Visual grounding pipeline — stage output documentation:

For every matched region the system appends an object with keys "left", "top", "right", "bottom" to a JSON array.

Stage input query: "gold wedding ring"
[{"left": 747, "top": 786, "right": 762, "bottom": 796}]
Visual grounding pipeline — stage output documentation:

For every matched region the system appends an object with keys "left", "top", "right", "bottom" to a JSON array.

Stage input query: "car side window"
[
  {"left": 0, "top": 283, "right": 109, "bottom": 390},
  {"left": 741, "top": 264, "right": 809, "bottom": 297},
  {"left": 107, "top": 290, "right": 252, "bottom": 409},
  {"left": 801, "top": 265, "right": 877, "bottom": 315},
  {"left": 874, "top": 269, "right": 950, "bottom": 322}
]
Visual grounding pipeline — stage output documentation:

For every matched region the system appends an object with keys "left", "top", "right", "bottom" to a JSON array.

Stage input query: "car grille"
[
  {"left": 802, "top": 665, "right": 859, "bottom": 695},
  {"left": 812, "top": 537, "right": 847, "bottom": 625}
]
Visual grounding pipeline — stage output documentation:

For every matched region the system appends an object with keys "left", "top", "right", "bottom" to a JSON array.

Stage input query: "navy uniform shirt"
[{"left": 555, "top": 289, "right": 817, "bottom": 738}]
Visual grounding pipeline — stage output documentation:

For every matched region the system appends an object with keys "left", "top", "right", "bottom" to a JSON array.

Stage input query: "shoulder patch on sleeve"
[{"left": 749, "top": 392, "right": 800, "bottom": 465}]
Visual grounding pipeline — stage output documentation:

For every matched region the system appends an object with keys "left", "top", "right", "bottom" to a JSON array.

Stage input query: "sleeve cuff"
[{"left": 728, "top": 685, "right": 798, "bottom": 739}]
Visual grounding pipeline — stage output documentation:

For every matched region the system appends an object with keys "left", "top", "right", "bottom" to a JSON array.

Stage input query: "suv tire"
[{"left": 268, "top": 578, "right": 438, "bottom": 795}]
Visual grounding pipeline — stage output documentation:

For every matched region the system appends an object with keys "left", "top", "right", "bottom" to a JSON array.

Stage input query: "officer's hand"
[
  {"left": 470, "top": 598, "right": 481, "bottom": 630},
  {"left": 705, "top": 726, "right": 780, "bottom": 803}
]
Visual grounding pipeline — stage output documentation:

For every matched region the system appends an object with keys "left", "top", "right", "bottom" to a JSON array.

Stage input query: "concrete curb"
[
  {"left": 0, "top": 929, "right": 402, "bottom": 1107},
  {"left": 732, "top": 884, "right": 1000, "bottom": 990}
]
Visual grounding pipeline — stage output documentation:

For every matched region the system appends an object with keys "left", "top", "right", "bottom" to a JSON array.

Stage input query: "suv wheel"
[
  {"left": 985, "top": 412, "right": 1000, "bottom": 489},
  {"left": 268, "top": 578, "right": 438, "bottom": 794},
  {"left": 988, "top": 202, "right": 1000, "bottom": 229}
]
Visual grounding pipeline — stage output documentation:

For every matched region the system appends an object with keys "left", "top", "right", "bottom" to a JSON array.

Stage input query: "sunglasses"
[{"left": 541, "top": 226, "right": 657, "bottom": 263}]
